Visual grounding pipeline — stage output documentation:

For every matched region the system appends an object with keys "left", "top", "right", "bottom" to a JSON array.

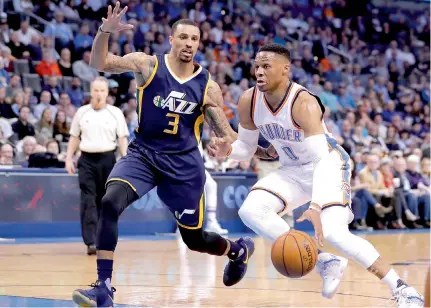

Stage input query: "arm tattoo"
[
  {"left": 204, "top": 83, "right": 233, "bottom": 139},
  {"left": 205, "top": 105, "right": 231, "bottom": 138},
  {"left": 141, "top": 57, "right": 156, "bottom": 85},
  {"left": 104, "top": 55, "right": 136, "bottom": 73}
]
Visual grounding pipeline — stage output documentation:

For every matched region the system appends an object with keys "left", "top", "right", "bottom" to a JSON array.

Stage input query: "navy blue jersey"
[{"left": 134, "top": 54, "right": 210, "bottom": 153}]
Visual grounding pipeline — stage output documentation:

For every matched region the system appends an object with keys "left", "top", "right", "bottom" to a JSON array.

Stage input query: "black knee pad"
[
  {"left": 97, "top": 181, "right": 138, "bottom": 251},
  {"left": 179, "top": 227, "right": 208, "bottom": 253},
  {"left": 101, "top": 181, "right": 137, "bottom": 219}
]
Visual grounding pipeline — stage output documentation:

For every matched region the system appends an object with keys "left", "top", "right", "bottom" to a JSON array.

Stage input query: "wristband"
[
  {"left": 309, "top": 204, "right": 322, "bottom": 213},
  {"left": 265, "top": 147, "right": 277, "bottom": 159},
  {"left": 99, "top": 26, "right": 111, "bottom": 34}
]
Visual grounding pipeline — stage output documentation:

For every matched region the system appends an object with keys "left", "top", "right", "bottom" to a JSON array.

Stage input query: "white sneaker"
[
  {"left": 316, "top": 252, "right": 348, "bottom": 299},
  {"left": 392, "top": 285, "right": 424, "bottom": 308},
  {"left": 205, "top": 220, "right": 228, "bottom": 235}
]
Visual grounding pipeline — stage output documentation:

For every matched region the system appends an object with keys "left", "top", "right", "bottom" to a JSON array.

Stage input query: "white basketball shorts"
[{"left": 250, "top": 147, "right": 353, "bottom": 216}]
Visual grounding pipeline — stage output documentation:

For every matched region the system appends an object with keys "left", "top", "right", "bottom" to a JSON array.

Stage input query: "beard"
[{"left": 179, "top": 54, "right": 193, "bottom": 62}]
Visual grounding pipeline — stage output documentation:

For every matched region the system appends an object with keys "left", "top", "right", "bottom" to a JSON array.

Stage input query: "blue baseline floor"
[{"left": 0, "top": 229, "right": 428, "bottom": 307}]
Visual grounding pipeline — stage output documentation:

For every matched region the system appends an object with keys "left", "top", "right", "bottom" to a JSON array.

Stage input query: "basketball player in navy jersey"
[{"left": 72, "top": 3, "right": 277, "bottom": 307}]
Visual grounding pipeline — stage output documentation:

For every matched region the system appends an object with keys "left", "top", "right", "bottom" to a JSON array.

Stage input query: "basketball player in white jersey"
[{"left": 209, "top": 44, "right": 423, "bottom": 307}]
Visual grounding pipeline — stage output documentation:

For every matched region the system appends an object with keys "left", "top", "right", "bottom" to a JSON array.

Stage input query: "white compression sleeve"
[
  {"left": 302, "top": 134, "right": 329, "bottom": 164},
  {"left": 227, "top": 124, "right": 259, "bottom": 161}
]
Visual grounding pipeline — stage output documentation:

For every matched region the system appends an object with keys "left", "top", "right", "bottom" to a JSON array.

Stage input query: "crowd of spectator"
[{"left": 0, "top": 0, "right": 429, "bottom": 229}]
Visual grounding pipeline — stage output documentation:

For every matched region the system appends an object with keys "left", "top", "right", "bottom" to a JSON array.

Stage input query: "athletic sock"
[
  {"left": 97, "top": 259, "right": 113, "bottom": 282},
  {"left": 382, "top": 268, "right": 407, "bottom": 291}
]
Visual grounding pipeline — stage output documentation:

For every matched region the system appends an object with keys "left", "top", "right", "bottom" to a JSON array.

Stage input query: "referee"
[{"left": 65, "top": 77, "right": 129, "bottom": 255}]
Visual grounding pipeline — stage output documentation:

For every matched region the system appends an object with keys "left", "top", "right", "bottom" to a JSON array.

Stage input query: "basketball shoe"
[
  {"left": 391, "top": 285, "right": 424, "bottom": 308},
  {"left": 72, "top": 278, "right": 115, "bottom": 307},
  {"left": 316, "top": 252, "right": 348, "bottom": 299},
  {"left": 205, "top": 220, "right": 228, "bottom": 235},
  {"left": 223, "top": 237, "right": 255, "bottom": 286}
]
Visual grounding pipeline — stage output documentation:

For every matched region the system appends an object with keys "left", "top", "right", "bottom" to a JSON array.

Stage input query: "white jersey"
[
  {"left": 252, "top": 81, "right": 331, "bottom": 167},
  {"left": 249, "top": 81, "right": 352, "bottom": 214}
]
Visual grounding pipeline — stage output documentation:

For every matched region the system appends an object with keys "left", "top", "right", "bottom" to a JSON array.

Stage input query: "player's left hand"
[
  {"left": 296, "top": 208, "right": 324, "bottom": 247},
  {"left": 207, "top": 137, "right": 231, "bottom": 157},
  {"left": 266, "top": 144, "right": 278, "bottom": 159}
]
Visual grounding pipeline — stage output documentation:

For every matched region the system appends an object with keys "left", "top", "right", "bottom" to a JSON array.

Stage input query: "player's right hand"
[
  {"left": 101, "top": 2, "right": 134, "bottom": 33},
  {"left": 207, "top": 137, "right": 231, "bottom": 157},
  {"left": 296, "top": 207, "right": 324, "bottom": 247},
  {"left": 65, "top": 159, "right": 75, "bottom": 175}
]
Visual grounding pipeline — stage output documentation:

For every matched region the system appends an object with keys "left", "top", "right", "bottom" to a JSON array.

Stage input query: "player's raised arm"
[{"left": 90, "top": 2, "right": 153, "bottom": 74}]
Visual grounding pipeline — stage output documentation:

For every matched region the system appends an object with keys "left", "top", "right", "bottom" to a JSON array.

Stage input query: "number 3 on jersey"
[
  {"left": 282, "top": 146, "right": 299, "bottom": 160},
  {"left": 164, "top": 113, "right": 180, "bottom": 134}
]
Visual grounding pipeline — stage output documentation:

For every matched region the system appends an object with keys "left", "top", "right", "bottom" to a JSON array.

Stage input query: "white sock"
[
  {"left": 382, "top": 269, "right": 403, "bottom": 291},
  {"left": 207, "top": 211, "right": 216, "bottom": 222}
]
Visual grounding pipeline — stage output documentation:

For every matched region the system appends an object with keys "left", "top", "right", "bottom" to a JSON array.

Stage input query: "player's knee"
[
  {"left": 322, "top": 223, "right": 350, "bottom": 244},
  {"left": 238, "top": 200, "right": 256, "bottom": 226},
  {"left": 179, "top": 228, "right": 207, "bottom": 252},
  {"left": 101, "top": 182, "right": 131, "bottom": 220}
]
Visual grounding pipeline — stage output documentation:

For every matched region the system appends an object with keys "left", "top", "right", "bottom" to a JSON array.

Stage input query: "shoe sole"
[
  {"left": 72, "top": 291, "right": 97, "bottom": 307},
  {"left": 322, "top": 257, "right": 349, "bottom": 299}
]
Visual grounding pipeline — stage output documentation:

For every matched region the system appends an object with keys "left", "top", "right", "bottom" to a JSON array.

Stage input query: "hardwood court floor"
[{"left": 0, "top": 231, "right": 429, "bottom": 307}]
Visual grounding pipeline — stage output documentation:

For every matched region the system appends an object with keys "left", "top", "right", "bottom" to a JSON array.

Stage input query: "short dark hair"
[
  {"left": 258, "top": 43, "right": 291, "bottom": 61},
  {"left": 171, "top": 19, "right": 199, "bottom": 35}
]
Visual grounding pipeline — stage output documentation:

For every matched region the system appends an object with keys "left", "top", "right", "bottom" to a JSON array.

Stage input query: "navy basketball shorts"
[{"left": 107, "top": 140, "right": 206, "bottom": 229}]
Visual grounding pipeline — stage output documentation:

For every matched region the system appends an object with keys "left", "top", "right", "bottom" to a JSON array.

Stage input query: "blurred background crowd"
[{"left": 0, "top": 0, "right": 429, "bottom": 230}]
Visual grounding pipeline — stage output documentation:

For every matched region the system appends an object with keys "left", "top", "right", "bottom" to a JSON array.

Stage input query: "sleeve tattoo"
[{"left": 204, "top": 83, "right": 234, "bottom": 139}]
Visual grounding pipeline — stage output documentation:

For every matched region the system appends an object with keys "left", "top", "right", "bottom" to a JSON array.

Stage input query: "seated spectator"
[
  {"left": 73, "top": 24, "right": 93, "bottom": 54},
  {"left": 380, "top": 158, "right": 408, "bottom": 229},
  {"left": 35, "top": 107, "right": 54, "bottom": 144},
  {"left": 16, "top": 19, "right": 40, "bottom": 46},
  {"left": 347, "top": 78, "right": 365, "bottom": 102},
  {"left": 7, "top": 31, "right": 29, "bottom": 59},
  {"left": 15, "top": 135, "right": 37, "bottom": 166},
  {"left": 42, "top": 76, "right": 62, "bottom": 103},
  {"left": 58, "top": 48, "right": 73, "bottom": 77},
  {"left": 6, "top": 75, "right": 23, "bottom": 98},
  {"left": 27, "top": 35, "right": 43, "bottom": 61},
  {"left": 392, "top": 156, "right": 423, "bottom": 228},
  {"left": 320, "top": 81, "right": 341, "bottom": 118},
  {"left": 350, "top": 159, "right": 374, "bottom": 230},
  {"left": 33, "top": 90, "right": 57, "bottom": 121},
  {"left": 53, "top": 110, "right": 70, "bottom": 142},
  {"left": 0, "top": 115, "right": 13, "bottom": 141},
  {"left": 0, "top": 143, "right": 15, "bottom": 165},
  {"left": 10, "top": 90, "right": 25, "bottom": 117},
  {"left": 35, "top": 49, "right": 62, "bottom": 77},
  {"left": 337, "top": 83, "right": 356, "bottom": 111},
  {"left": 66, "top": 77, "right": 84, "bottom": 107},
  {"left": 406, "top": 155, "right": 430, "bottom": 227},
  {"left": 359, "top": 153, "right": 394, "bottom": 228},
  {"left": 46, "top": 138, "right": 66, "bottom": 163},
  {"left": 43, "top": 11, "right": 73, "bottom": 50},
  {"left": 12, "top": 106, "right": 35, "bottom": 140},
  {"left": 72, "top": 51, "right": 99, "bottom": 83},
  {"left": 385, "top": 125, "right": 402, "bottom": 151}
]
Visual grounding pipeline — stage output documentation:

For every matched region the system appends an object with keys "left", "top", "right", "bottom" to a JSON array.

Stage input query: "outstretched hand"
[
  {"left": 101, "top": 2, "right": 134, "bottom": 33},
  {"left": 296, "top": 208, "right": 324, "bottom": 247}
]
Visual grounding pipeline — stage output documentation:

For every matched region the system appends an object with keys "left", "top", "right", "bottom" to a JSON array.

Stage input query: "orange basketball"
[{"left": 271, "top": 230, "right": 318, "bottom": 278}]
